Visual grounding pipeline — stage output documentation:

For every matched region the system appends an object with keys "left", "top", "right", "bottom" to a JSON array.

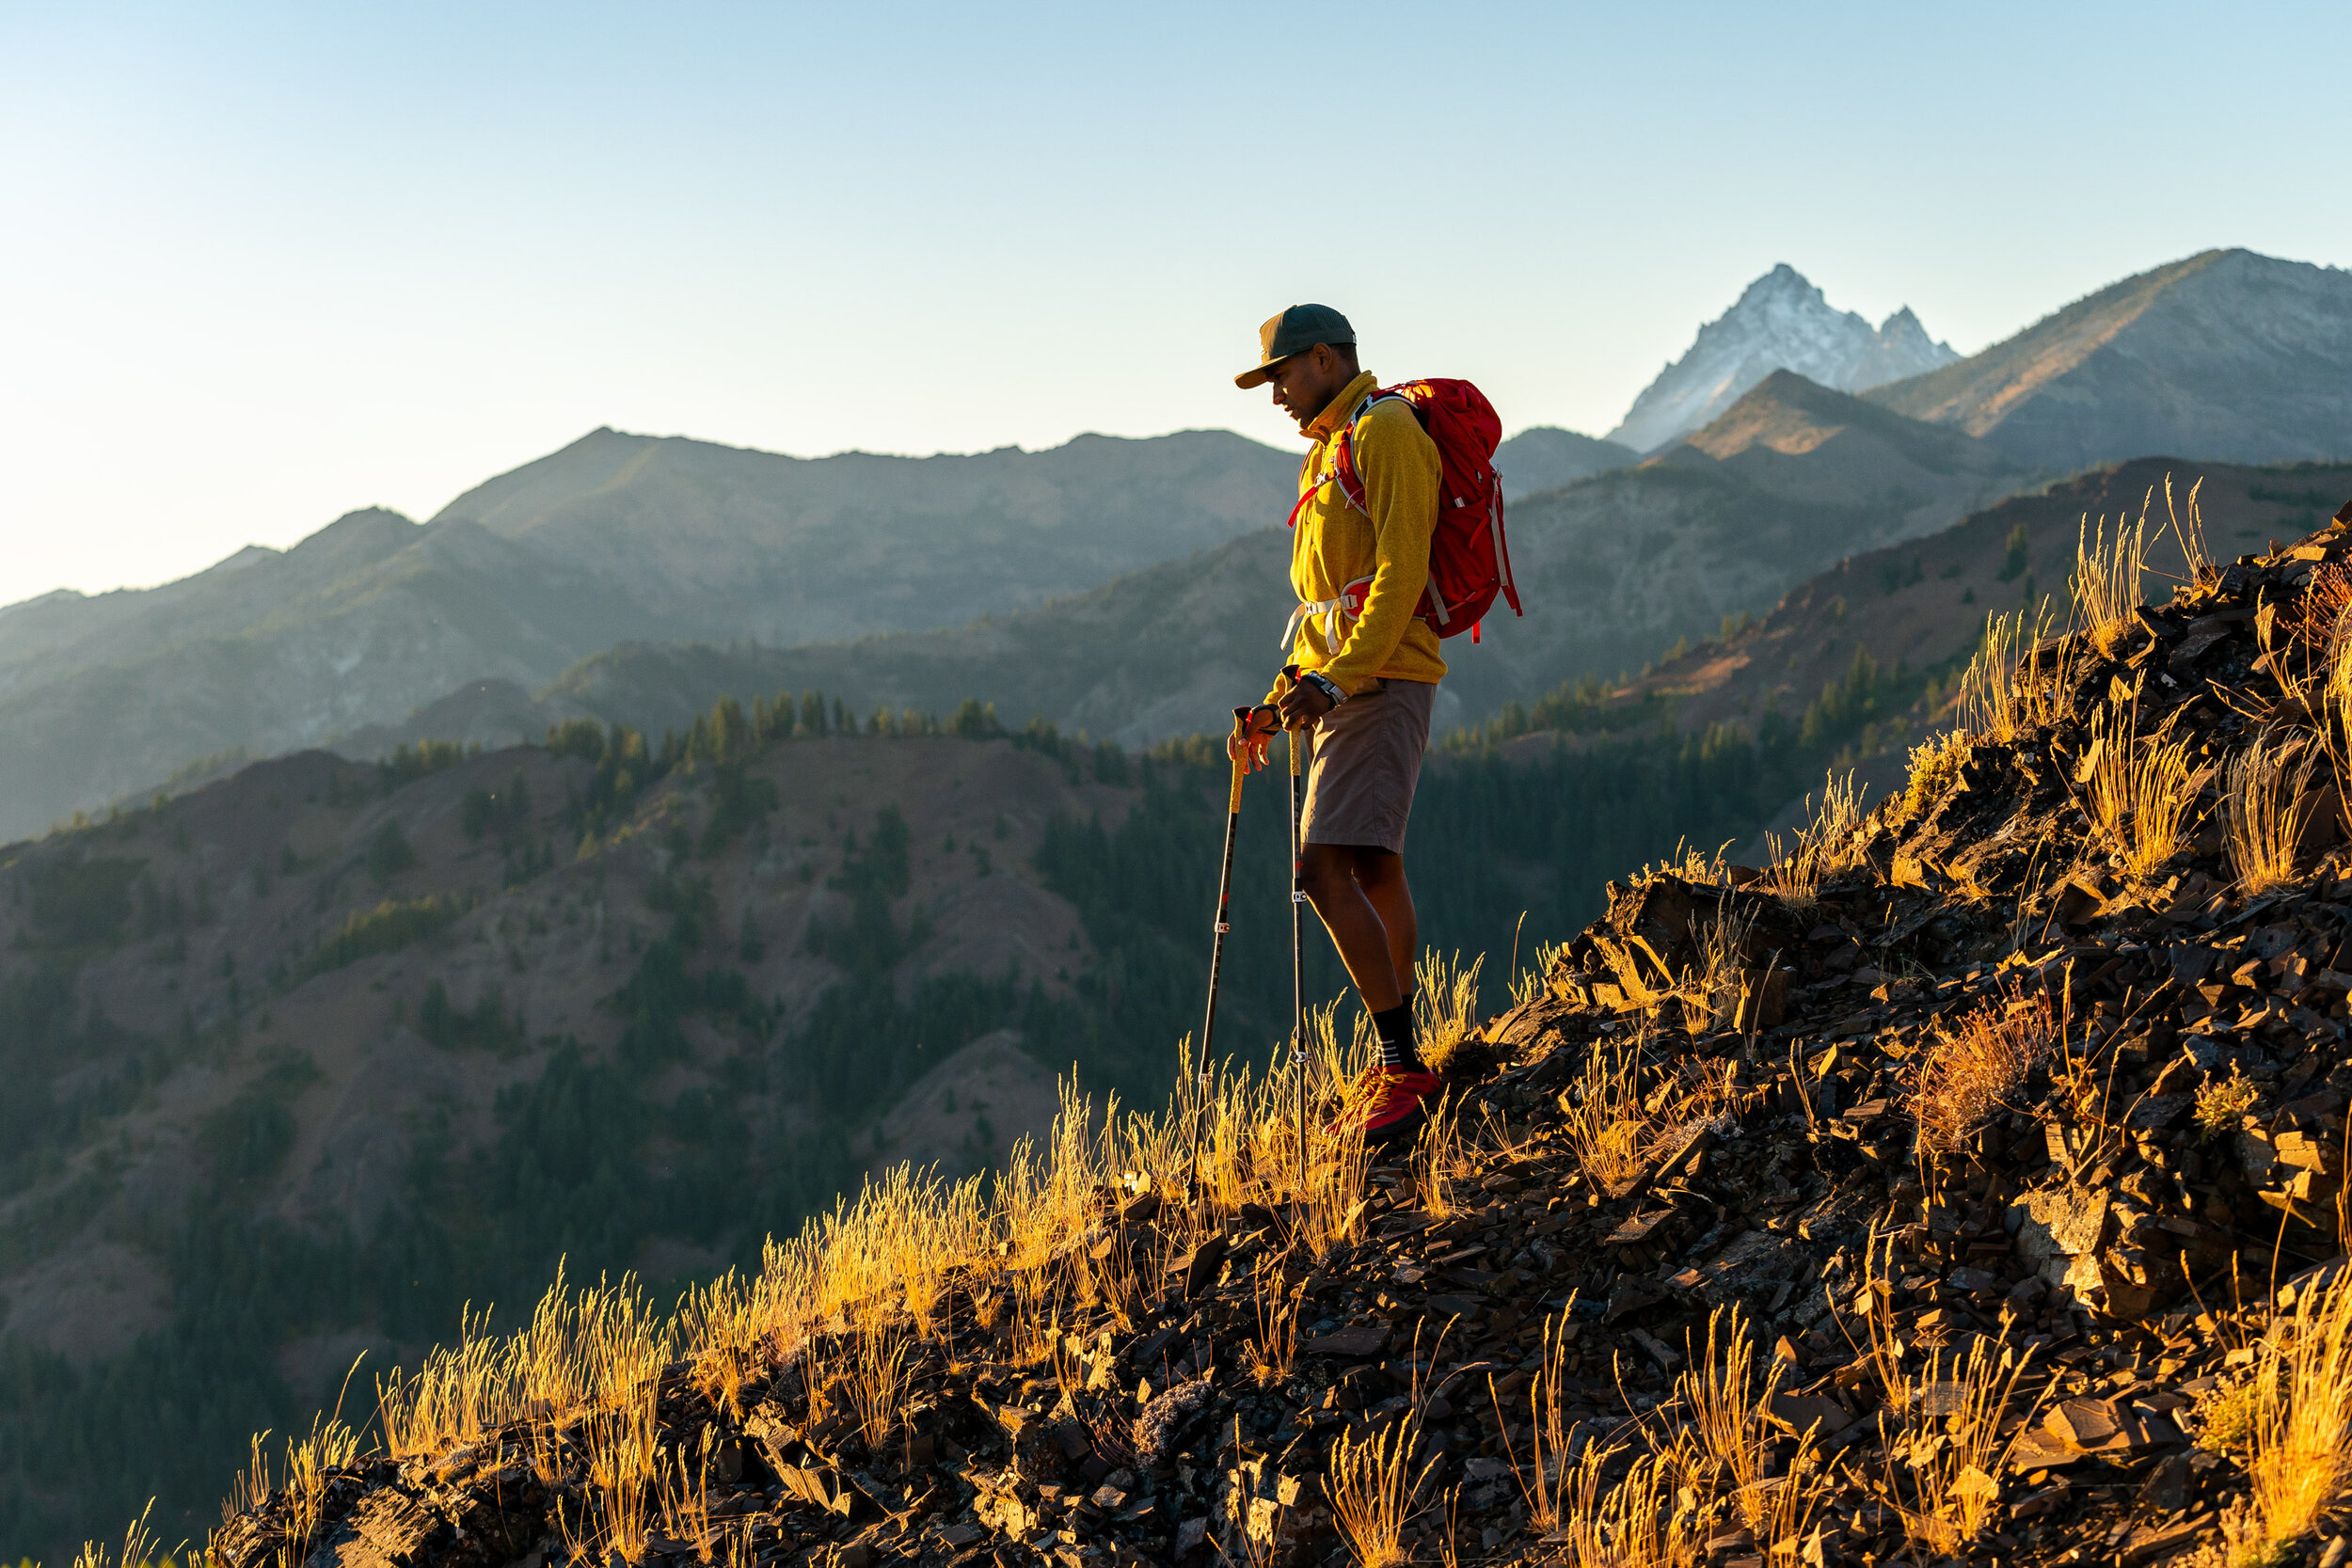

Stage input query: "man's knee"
[{"left": 1298, "top": 847, "right": 1354, "bottom": 902}]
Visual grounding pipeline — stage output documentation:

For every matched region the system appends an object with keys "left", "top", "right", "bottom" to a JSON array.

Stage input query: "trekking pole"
[
  {"left": 1283, "top": 664, "right": 1310, "bottom": 1199},
  {"left": 1187, "top": 705, "right": 1253, "bottom": 1196}
]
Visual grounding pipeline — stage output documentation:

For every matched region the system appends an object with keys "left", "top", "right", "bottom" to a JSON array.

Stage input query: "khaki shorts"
[{"left": 1299, "top": 678, "right": 1435, "bottom": 854}]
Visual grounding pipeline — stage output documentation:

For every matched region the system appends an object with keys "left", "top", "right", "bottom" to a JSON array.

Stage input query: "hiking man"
[{"left": 1231, "top": 304, "right": 1445, "bottom": 1141}]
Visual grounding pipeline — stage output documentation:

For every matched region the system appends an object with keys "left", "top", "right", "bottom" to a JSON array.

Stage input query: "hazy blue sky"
[{"left": 4, "top": 1, "right": 2347, "bottom": 607}]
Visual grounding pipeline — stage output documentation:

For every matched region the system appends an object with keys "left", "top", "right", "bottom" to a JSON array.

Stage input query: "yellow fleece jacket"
[{"left": 1264, "top": 370, "right": 1447, "bottom": 705}]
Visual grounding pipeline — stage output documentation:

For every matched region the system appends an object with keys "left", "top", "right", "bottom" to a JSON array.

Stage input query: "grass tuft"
[
  {"left": 2227, "top": 739, "right": 2322, "bottom": 895},
  {"left": 1411, "top": 949, "right": 1482, "bottom": 1075},
  {"left": 1958, "top": 604, "right": 2069, "bottom": 743},
  {"left": 2227, "top": 1270, "right": 2352, "bottom": 1564},
  {"left": 2084, "top": 703, "right": 2201, "bottom": 881},
  {"left": 1324, "top": 1415, "right": 1434, "bottom": 1568},
  {"left": 2073, "top": 506, "right": 2149, "bottom": 657},
  {"left": 1913, "top": 989, "right": 2058, "bottom": 1158}
]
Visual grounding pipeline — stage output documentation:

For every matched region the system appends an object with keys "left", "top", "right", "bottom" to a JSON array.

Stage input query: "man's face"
[{"left": 1265, "top": 343, "right": 1354, "bottom": 433}]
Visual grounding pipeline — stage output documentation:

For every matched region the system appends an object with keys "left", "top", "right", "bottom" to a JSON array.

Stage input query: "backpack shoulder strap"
[{"left": 1330, "top": 392, "right": 1402, "bottom": 513}]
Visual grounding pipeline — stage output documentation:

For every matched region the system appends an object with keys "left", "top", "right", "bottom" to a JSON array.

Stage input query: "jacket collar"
[{"left": 1304, "top": 371, "right": 1381, "bottom": 445}]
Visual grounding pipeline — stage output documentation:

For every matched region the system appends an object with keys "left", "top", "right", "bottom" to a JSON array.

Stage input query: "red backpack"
[{"left": 1285, "top": 379, "right": 1522, "bottom": 643}]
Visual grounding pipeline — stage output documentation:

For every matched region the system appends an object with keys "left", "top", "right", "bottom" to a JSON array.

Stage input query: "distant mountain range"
[
  {"left": 7, "top": 245, "right": 2350, "bottom": 846},
  {"left": 0, "top": 431, "right": 1290, "bottom": 842},
  {"left": 1606, "top": 262, "right": 1960, "bottom": 451},
  {"left": 357, "top": 372, "right": 2037, "bottom": 757},
  {"left": 1864, "top": 247, "right": 2352, "bottom": 470},
  {"left": 0, "top": 424, "right": 1610, "bottom": 845}
]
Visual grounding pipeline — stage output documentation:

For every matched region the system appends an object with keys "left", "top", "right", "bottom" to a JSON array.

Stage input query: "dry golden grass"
[
  {"left": 1762, "top": 771, "right": 1869, "bottom": 909},
  {"left": 2315, "top": 602, "right": 2352, "bottom": 797},
  {"left": 1241, "top": 1280, "right": 1300, "bottom": 1389},
  {"left": 2083, "top": 703, "right": 2201, "bottom": 881},
  {"left": 1410, "top": 949, "right": 1482, "bottom": 1074},
  {"left": 566, "top": 1384, "right": 660, "bottom": 1564},
  {"left": 2164, "top": 474, "right": 2217, "bottom": 591},
  {"left": 1958, "top": 604, "right": 2069, "bottom": 744},
  {"left": 236, "top": 974, "right": 1410, "bottom": 1564},
  {"left": 233, "top": 1411, "right": 361, "bottom": 1568},
  {"left": 1324, "top": 1415, "right": 1435, "bottom": 1567},
  {"left": 1851, "top": 1232, "right": 2043, "bottom": 1556},
  {"left": 1547, "top": 1447, "right": 1700, "bottom": 1568},
  {"left": 1148, "top": 1002, "right": 1379, "bottom": 1243},
  {"left": 1679, "top": 899, "right": 1757, "bottom": 1034},
  {"left": 1410, "top": 1091, "right": 1467, "bottom": 1218},
  {"left": 653, "top": 1429, "right": 723, "bottom": 1566},
  {"left": 1553, "top": 1035, "right": 1652, "bottom": 1192},
  {"left": 1491, "top": 1304, "right": 1577, "bottom": 1533},
  {"left": 2228, "top": 740, "right": 2323, "bottom": 895},
  {"left": 2072, "top": 507, "right": 2149, "bottom": 657},
  {"left": 1892, "top": 1336, "right": 2042, "bottom": 1557},
  {"left": 1673, "top": 1307, "right": 1823, "bottom": 1544},
  {"left": 1507, "top": 938, "right": 1565, "bottom": 1010},
  {"left": 71, "top": 1501, "right": 158, "bottom": 1568},
  {"left": 2226, "top": 1268, "right": 2352, "bottom": 1565},
  {"left": 1635, "top": 837, "right": 1738, "bottom": 885},
  {"left": 1912, "top": 989, "right": 2058, "bottom": 1156},
  {"left": 846, "top": 1329, "right": 911, "bottom": 1451}
]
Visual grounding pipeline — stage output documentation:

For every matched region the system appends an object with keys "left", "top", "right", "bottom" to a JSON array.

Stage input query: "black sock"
[{"left": 1371, "top": 1001, "right": 1416, "bottom": 1069}]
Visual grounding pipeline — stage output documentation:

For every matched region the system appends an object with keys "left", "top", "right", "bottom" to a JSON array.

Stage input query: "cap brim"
[{"left": 1233, "top": 356, "right": 1286, "bottom": 390}]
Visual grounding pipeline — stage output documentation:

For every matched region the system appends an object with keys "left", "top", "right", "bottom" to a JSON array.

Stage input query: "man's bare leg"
[
  {"left": 1350, "top": 847, "right": 1418, "bottom": 996},
  {"left": 1299, "top": 844, "right": 1409, "bottom": 1013}
]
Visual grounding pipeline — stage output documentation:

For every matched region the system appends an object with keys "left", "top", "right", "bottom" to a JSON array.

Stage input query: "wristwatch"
[{"left": 1299, "top": 670, "right": 1347, "bottom": 708}]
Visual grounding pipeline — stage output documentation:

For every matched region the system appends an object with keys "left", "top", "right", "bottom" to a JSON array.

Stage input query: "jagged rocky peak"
[{"left": 1608, "top": 263, "right": 1959, "bottom": 454}]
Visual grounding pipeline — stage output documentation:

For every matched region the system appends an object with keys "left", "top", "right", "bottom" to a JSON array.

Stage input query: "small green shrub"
[{"left": 365, "top": 819, "right": 416, "bottom": 883}]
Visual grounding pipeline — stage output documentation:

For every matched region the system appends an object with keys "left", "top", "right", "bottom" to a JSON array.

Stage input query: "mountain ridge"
[
  {"left": 1865, "top": 247, "right": 2352, "bottom": 469},
  {"left": 336, "top": 373, "right": 2037, "bottom": 766},
  {"left": 0, "top": 429, "right": 1303, "bottom": 844},
  {"left": 1606, "top": 261, "right": 1959, "bottom": 451}
]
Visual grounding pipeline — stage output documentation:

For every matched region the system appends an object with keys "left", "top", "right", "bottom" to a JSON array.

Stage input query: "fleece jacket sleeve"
[{"left": 1318, "top": 403, "right": 1440, "bottom": 696}]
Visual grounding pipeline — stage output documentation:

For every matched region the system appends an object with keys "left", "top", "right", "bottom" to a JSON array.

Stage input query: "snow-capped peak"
[{"left": 1606, "top": 265, "right": 1959, "bottom": 453}]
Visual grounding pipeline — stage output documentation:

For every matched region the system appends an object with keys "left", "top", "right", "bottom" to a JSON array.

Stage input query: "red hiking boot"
[{"left": 1338, "top": 1066, "right": 1441, "bottom": 1146}]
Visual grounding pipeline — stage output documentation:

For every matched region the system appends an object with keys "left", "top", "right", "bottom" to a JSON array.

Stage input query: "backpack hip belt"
[{"left": 1280, "top": 574, "right": 1375, "bottom": 651}]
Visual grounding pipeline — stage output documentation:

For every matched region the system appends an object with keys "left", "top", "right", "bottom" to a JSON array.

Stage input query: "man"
[{"left": 1231, "top": 304, "right": 1444, "bottom": 1142}]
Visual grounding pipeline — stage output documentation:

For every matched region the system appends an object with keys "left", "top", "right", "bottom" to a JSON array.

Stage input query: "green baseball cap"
[{"left": 1233, "top": 303, "right": 1355, "bottom": 388}]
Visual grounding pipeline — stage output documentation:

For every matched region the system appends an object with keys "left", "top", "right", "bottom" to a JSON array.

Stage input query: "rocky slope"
[
  {"left": 201, "top": 489, "right": 2352, "bottom": 1568},
  {"left": 0, "top": 429, "right": 1296, "bottom": 845},
  {"left": 1866, "top": 248, "right": 2352, "bottom": 472},
  {"left": 1606, "top": 264, "right": 1960, "bottom": 453}
]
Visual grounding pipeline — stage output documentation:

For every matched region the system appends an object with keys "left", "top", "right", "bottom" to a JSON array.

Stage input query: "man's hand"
[
  {"left": 1229, "top": 705, "right": 1279, "bottom": 771},
  {"left": 1277, "top": 673, "right": 1338, "bottom": 728}
]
